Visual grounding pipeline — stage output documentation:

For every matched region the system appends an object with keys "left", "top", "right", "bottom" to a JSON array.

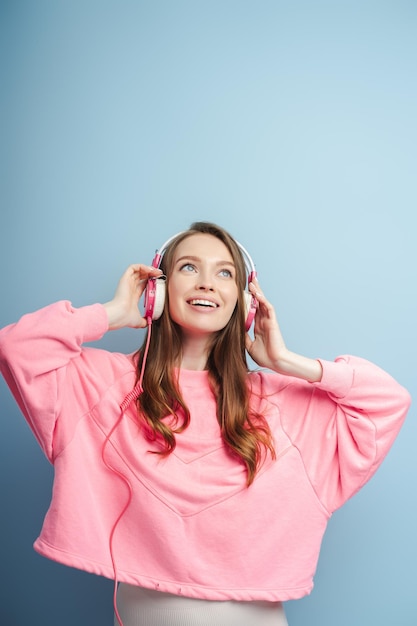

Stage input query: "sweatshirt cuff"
[{"left": 312, "top": 356, "right": 354, "bottom": 399}]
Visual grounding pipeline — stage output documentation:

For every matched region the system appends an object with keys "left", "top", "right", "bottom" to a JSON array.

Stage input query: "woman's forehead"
[{"left": 174, "top": 233, "right": 234, "bottom": 261}]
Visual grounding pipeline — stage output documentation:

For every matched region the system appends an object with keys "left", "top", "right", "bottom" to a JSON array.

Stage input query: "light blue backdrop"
[{"left": 1, "top": 1, "right": 416, "bottom": 625}]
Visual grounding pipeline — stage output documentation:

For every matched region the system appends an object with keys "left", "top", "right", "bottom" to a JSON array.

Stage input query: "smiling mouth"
[{"left": 188, "top": 299, "right": 218, "bottom": 308}]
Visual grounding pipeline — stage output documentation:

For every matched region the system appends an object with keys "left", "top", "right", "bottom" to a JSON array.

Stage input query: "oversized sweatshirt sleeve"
[
  {"left": 0, "top": 301, "right": 109, "bottom": 461},
  {"left": 269, "top": 355, "right": 411, "bottom": 513}
]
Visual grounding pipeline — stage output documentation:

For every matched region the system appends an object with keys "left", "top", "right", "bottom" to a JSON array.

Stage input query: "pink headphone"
[{"left": 143, "top": 231, "right": 258, "bottom": 331}]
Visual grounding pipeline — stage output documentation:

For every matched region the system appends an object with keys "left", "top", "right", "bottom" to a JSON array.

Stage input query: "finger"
[
  {"left": 248, "top": 279, "right": 265, "bottom": 301},
  {"left": 249, "top": 282, "right": 271, "bottom": 313},
  {"left": 130, "top": 264, "right": 163, "bottom": 280},
  {"left": 136, "top": 267, "right": 165, "bottom": 302},
  {"left": 251, "top": 279, "right": 269, "bottom": 299},
  {"left": 147, "top": 265, "right": 164, "bottom": 276},
  {"left": 136, "top": 316, "right": 149, "bottom": 329}
]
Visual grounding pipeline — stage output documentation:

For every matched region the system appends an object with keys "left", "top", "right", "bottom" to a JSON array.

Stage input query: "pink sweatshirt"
[{"left": 0, "top": 301, "right": 411, "bottom": 602}]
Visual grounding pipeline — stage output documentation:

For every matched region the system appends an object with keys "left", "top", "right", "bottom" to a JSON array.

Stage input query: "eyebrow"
[{"left": 175, "top": 255, "right": 235, "bottom": 267}]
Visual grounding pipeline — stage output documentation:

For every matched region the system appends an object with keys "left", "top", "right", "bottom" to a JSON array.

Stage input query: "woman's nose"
[{"left": 196, "top": 271, "right": 214, "bottom": 291}]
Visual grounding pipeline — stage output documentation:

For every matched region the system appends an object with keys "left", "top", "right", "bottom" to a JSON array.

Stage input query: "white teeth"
[{"left": 189, "top": 299, "right": 217, "bottom": 307}]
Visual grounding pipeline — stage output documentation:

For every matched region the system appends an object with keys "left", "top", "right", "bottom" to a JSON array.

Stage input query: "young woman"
[{"left": 0, "top": 222, "right": 411, "bottom": 626}]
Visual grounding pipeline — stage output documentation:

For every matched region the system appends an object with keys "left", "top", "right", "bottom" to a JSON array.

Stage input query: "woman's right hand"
[{"left": 103, "top": 264, "right": 163, "bottom": 330}]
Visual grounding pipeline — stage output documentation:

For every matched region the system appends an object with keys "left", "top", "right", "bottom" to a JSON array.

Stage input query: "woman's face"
[{"left": 167, "top": 233, "right": 239, "bottom": 339}]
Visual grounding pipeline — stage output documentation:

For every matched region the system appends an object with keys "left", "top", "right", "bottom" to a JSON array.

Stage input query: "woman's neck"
[{"left": 179, "top": 335, "right": 211, "bottom": 371}]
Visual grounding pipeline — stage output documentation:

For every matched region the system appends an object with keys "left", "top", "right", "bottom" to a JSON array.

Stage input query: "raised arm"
[
  {"left": 245, "top": 277, "right": 323, "bottom": 382},
  {"left": 0, "top": 263, "right": 162, "bottom": 459}
]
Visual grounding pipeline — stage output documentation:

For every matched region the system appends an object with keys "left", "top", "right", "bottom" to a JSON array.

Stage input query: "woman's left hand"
[
  {"left": 245, "top": 279, "right": 323, "bottom": 382},
  {"left": 245, "top": 278, "right": 288, "bottom": 371}
]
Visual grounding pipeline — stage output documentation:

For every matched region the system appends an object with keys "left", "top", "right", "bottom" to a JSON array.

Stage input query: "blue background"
[{"left": 1, "top": 1, "right": 416, "bottom": 624}]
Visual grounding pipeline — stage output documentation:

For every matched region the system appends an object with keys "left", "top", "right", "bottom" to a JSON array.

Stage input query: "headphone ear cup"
[
  {"left": 244, "top": 291, "right": 257, "bottom": 331},
  {"left": 152, "top": 278, "right": 166, "bottom": 320},
  {"left": 144, "top": 276, "right": 166, "bottom": 321}
]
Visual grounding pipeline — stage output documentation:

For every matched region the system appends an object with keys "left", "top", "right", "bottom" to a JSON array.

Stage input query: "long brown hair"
[{"left": 135, "top": 222, "right": 275, "bottom": 485}]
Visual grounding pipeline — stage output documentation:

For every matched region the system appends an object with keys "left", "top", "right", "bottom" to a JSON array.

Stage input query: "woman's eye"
[
  {"left": 219, "top": 269, "right": 233, "bottom": 278},
  {"left": 180, "top": 263, "right": 196, "bottom": 272}
]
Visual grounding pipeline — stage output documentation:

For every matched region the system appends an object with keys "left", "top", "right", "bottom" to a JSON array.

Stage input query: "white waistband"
[{"left": 115, "top": 583, "right": 288, "bottom": 626}]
